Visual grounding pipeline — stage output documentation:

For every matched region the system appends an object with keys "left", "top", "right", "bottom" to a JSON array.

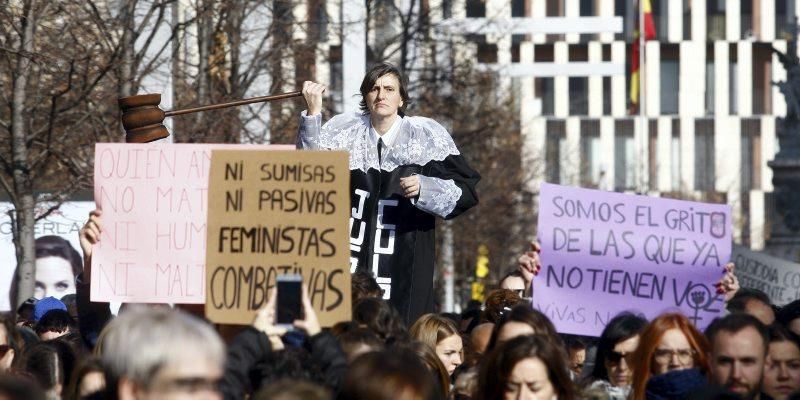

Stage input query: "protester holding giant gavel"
[{"left": 297, "top": 62, "right": 481, "bottom": 325}]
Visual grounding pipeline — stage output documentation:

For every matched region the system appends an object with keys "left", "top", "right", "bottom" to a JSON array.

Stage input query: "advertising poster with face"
[{"left": 0, "top": 201, "right": 95, "bottom": 311}]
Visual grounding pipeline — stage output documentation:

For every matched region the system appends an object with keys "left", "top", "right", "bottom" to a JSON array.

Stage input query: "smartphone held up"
[{"left": 276, "top": 274, "right": 304, "bottom": 329}]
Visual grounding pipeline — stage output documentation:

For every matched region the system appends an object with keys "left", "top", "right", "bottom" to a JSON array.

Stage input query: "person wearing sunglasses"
[
  {"left": 584, "top": 312, "right": 647, "bottom": 399},
  {"left": 629, "top": 313, "right": 711, "bottom": 400}
]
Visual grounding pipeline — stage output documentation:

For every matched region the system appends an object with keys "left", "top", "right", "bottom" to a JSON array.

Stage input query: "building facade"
[
  {"left": 167, "top": 0, "right": 795, "bottom": 250},
  {"left": 448, "top": 0, "right": 796, "bottom": 250}
]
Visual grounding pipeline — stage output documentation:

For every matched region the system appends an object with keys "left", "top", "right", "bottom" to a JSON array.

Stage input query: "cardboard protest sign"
[
  {"left": 91, "top": 143, "right": 291, "bottom": 303},
  {"left": 205, "top": 150, "right": 351, "bottom": 326},
  {"left": 732, "top": 245, "right": 800, "bottom": 306},
  {"left": 535, "top": 183, "right": 732, "bottom": 336}
]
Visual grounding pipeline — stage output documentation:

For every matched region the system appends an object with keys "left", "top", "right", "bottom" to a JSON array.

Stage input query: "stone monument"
[{"left": 767, "top": 21, "right": 800, "bottom": 262}]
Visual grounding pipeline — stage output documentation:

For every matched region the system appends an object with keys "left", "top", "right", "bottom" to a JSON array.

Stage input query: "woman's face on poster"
[{"left": 34, "top": 256, "right": 76, "bottom": 299}]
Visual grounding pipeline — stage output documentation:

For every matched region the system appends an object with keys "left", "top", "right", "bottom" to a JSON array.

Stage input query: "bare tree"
[{"left": 0, "top": 0, "right": 182, "bottom": 307}]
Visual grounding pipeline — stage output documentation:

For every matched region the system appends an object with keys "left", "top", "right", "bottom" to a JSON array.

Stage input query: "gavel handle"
[{"left": 164, "top": 91, "right": 303, "bottom": 117}]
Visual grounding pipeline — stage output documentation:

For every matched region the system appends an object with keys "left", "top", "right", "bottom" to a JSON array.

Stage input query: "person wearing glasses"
[
  {"left": 585, "top": 312, "right": 647, "bottom": 400},
  {"left": 629, "top": 313, "right": 711, "bottom": 400}
]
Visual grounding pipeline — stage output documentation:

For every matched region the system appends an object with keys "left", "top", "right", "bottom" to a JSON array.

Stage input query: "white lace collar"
[{"left": 316, "top": 112, "right": 461, "bottom": 173}]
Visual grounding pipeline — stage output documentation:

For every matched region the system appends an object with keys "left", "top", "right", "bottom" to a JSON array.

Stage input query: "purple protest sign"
[{"left": 534, "top": 183, "right": 732, "bottom": 336}]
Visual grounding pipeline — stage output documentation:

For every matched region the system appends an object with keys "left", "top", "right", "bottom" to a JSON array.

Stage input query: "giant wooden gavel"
[{"left": 119, "top": 91, "right": 302, "bottom": 143}]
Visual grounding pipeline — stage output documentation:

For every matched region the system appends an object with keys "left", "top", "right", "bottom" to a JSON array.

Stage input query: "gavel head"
[{"left": 118, "top": 94, "right": 169, "bottom": 143}]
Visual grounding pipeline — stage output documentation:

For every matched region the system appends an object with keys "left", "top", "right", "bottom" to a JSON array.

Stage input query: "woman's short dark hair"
[
  {"left": 588, "top": 312, "right": 648, "bottom": 383},
  {"left": 476, "top": 334, "right": 577, "bottom": 400},
  {"left": 338, "top": 349, "right": 438, "bottom": 400},
  {"left": 64, "top": 356, "right": 104, "bottom": 400},
  {"left": 358, "top": 63, "right": 409, "bottom": 116},
  {"left": 486, "top": 304, "right": 560, "bottom": 352},
  {"left": 768, "top": 323, "right": 800, "bottom": 348},
  {"left": 777, "top": 299, "right": 800, "bottom": 327},
  {"left": 352, "top": 298, "right": 408, "bottom": 344},
  {"left": 35, "top": 236, "right": 83, "bottom": 277},
  {"left": 19, "top": 340, "right": 77, "bottom": 393}
]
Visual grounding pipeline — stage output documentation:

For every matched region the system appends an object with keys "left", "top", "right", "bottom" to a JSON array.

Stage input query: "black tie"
[{"left": 378, "top": 138, "right": 384, "bottom": 164}]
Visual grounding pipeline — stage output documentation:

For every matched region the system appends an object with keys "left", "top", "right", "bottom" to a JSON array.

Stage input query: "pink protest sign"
[
  {"left": 91, "top": 143, "right": 292, "bottom": 303},
  {"left": 535, "top": 183, "right": 732, "bottom": 336}
]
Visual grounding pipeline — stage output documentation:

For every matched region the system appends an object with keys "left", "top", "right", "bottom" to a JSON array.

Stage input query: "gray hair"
[{"left": 96, "top": 306, "right": 225, "bottom": 388}]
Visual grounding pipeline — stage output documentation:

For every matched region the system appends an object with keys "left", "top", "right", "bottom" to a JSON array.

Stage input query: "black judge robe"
[{"left": 298, "top": 111, "right": 479, "bottom": 323}]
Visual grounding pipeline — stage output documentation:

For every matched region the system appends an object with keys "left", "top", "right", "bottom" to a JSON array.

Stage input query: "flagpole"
[{"left": 638, "top": 0, "right": 647, "bottom": 193}]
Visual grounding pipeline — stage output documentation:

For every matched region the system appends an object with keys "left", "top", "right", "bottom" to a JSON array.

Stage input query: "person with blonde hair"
[{"left": 410, "top": 314, "right": 463, "bottom": 377}]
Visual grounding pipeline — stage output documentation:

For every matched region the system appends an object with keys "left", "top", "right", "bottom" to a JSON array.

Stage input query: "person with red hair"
[{"left": 629, "top": 313, "right": 711, "bottom": 400}]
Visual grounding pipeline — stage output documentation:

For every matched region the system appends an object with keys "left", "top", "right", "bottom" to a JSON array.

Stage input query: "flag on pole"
[{"left": 630, "top": 0, "right": 656, "bottom": 113}]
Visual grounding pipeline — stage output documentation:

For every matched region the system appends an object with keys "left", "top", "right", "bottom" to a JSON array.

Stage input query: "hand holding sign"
[
  {"left": 78, "top": 209, "right": 103, "bottom": 282},
  {"left": 714, "top": 262, "right": 740, "bottom": 301},
  {"left": 293, "top": 284, "right": 321, "bottom": 336},
  {"left": 517, "top": 241, "right": 542, "bottom": 283}
]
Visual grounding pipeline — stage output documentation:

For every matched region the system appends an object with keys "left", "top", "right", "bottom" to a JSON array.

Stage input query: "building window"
[
  {"left": 536, "top": 45, "right": 555, "bottom": 116},
  {"left": 329, "top": 45, "right": 343, "bottom": 113},
  {"left": 581, "top": 120, "right": 602, "bottom": 188},
  {"left": 660, "top": 45, "right": 680, "bottom": 115},
  {"left": 512, "top": 0, "right": 525, "bottom": 17},
  {"left": 648, "top": 120, "right": 658, "bottom": 190},
  {"left": 650, "top": 0, "right": 669, "bottom": 41},
  {"left": 477, "top": 43, "right": 498, "bottom": 63},
  {"left": 569, "top": 78, "right": 589, "bottom": 116},
  {"left": 741, "top": 119, "right": 762, "bottom": 192},
  {"left": 579, "top": 0, "right": 596, "bottom": 42},
  {"left": 442, "top": 0, "right": 452, "bottom": 19},
  {"left": 614, "top": 120, "right": 635, "bottom": 191},
  {"left": 615, "top": 0, "right": 633, "bottom": 41},
  {"left": 536, "top": 78, "right": 555, "bottom": 116},
  {"left": 707, "top": 0, "right": 726, "bottom": 41},
  {"left": 777, "top": 0, "right": 790, "bottom": 40},
  {"left": 511, "top": 34, "right": 524, "bottom": 63},
  {"left": 753, "top": 43, "right": 772, "bottom": 115},
  {"left": 730, "top": 45, "right": 738, "bottom": 114},
  {"left": 741, "top": 0, "right": 754, "bottom": 39},
  {"left": 705, "top": 45, "right": 715, "bottom": 115},
  {"left": 466, "top": 0, "right": 485, "bottom": 17},
  {"left": 546, "top": 121, "right": 567, "bottom": 184},
  {"left": 671, "top": 119, "right": 681, "bottom": 191},
  {"left": 694, "top": 119, "right": 715, "bottom": 192},
  {"left": 683, "top": 0, "right": 691, "bottom": 40},
  {"left": 546, "top": 0, "right": 564, "bottom": 41}
]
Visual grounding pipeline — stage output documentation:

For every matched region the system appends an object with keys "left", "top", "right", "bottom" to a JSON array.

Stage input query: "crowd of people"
[
  {"left": 3, "top": 63, "right": 799, "bottom": 400},
  {"left": 1, "top": 212, "right": 799, "bottom": 400}
]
